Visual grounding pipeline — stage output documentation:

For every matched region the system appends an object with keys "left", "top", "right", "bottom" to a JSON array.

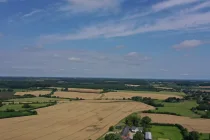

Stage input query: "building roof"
[
  {"left": 130, "top": 126, "right": 143, "bottom": 131},
  {"left": 121, "top": 126, "right": 130, "bottom": 136},
  {"left": 145, "top": 132, "right": 152, "bottom": 140}
]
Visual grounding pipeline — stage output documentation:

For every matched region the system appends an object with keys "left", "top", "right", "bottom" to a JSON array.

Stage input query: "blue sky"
[{"left": 0, "top": 0, "right": 210, "bottom": 79}]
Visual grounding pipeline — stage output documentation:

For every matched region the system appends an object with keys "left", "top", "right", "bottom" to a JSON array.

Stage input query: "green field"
[
  {"left": 151, "top": 125, "right": 183, "bottom": 140},
  {"left": 153, "top": 100, "right": 200, "bottom": 118},
  {"left": 200, "top": 133, "right": 210, "bottom": 140},
  {"left": 0, "top": 103, "right": 49, "bottom": 111},
  {"left": 118, "top": 90, "right": 185, "bottom": 96},
  {"left": 8, "top": 97, "right": 68, "bottom": 103}
]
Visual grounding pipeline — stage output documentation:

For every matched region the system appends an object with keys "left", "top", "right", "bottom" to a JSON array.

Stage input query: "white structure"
[{"left": 145, "top": 132, "right": 152, "bottom": 140}]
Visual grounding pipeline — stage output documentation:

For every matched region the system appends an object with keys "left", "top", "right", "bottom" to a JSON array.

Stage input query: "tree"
[
  {"left": 125, "top": 114, "right": 141, "bottom": 127},
  {"left": 188, "top": 131, "right": 200, "bottom": 140},
  {"left": 105, "top": 134, "right": 122, "bottom": 140},
  {"left": 109, "top": 126, "right": 114, "bottom": 131},
  {"left": 141, "top": 116, "right": 151, "bottom": 128},
  {"left": 133, "top": 131, "right": 144, "bottom": 140},
  {"left": 0, "top": 101, "right": 3, "bottom": 107},
  {"left": 22, "top": 103, "right": 31, "bottom": 108}
]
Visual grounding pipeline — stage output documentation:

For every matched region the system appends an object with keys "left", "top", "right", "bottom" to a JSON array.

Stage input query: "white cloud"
[
  {"left": 60, "top": 0, "right": 122, "bottom": 14},
  {"left": 180, "top": 73, "right": 190, "bottom": 76},
  {"left": 22, "top": 9, "right": 43, "bottom": 18},
  {"left": 127, "top": 52, "right": 138, "bottom": 57},
  {"left": 152, "top": 0, "right": 198, "bottom": 12},
  {"left": 68, "top": 57, "right": 82, "bottom": 62},
  {"left": 172, "top": 40, "right": 204, "bottom": 50},
  {"left": 160, "top": 69, "right": 168, "bottom": 72},
  {"left": 182, "top": 1, "right": 210, "bottom": 13},
  {"left": 40, "top": 10, "right": 210, "bottom": 42},
  {"left": 115, "top": 45, "right": 125, "bottom": 49}
]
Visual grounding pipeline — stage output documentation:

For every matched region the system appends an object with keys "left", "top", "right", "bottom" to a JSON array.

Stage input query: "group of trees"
[
  {"left": 0, "top": 88, "right": 14, "bottom": 92},
  {"left": 165, "top": 97, "right": 183, "bottom": 103},
  {"left": 105, "top": 114, "right": 151, "bottom": 140},
  {"left": 131, "top": 96, "right": 164, "bottom": 107}
]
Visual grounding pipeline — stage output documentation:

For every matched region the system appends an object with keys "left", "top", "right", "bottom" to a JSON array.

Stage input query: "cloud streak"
[
  {"left": 172, "top": 40, "right": 205, "bottom": 50},
  {"left": 59, "top": 0, "right": 123, "bottom": 14}
]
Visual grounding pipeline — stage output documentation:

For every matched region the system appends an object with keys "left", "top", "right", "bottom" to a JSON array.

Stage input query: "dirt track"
[
  {"left": 0, "top": 100, "right": 154, "bottom": 140},
  {"left": 141, "top": 113, "right": 210, "bottom": 133}
]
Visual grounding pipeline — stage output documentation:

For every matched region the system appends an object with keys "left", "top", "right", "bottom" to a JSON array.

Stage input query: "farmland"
[
  {"left": 151, "top": 125, "right": 183, "bottom": 140},
  {"left": 15, "top": 91, "right": 51, "bottom": 97},
  {"left": 8, "top": 97, "right": 69, "bottom": 103},
  {"left": 152, "top": 100, "right": 200, "bottom": 118},
  {"left": 141, "top": 113, "right": 210, "bottom": 133},
  {"left": 54, "top": 91, "right": 182, "bottom": 100},
  {"left": 0, "top": 100, "right": 154, "bottom": 140}
]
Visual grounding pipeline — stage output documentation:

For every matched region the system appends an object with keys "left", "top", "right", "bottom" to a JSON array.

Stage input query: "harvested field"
[
  {"left": 68, "top": 88, "right": 102, "bottom": 93},
  {"left": 199, "top": 86, "right": 210, "bottom": 89},
  {"left": 15, "top": 91, "right": 51, "bottom": 97},
  {"left": 141, "top": 113, "right": 210, "bottom": 133},
  {"left": 102, "top": 92, "right": 182, "bottom": 100},
  {"left": 54, "top": 91, "right": 182, "bottom": 100},
  {"left": 54, "top": 91, "right": 102, "bottom": 99},
  {"left": 0, "top": 100, "right": 154, "bottom": 140}
]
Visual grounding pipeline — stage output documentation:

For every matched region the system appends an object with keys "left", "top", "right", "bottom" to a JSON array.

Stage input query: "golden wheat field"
[
  {"left": 54, "top": 91, "right": 102, "bottom": 99},
  {"left": 102, "top": 92, "right": 182, "bottom": 100},
  {"left": 141, "top": 113, "right": 210, "bottom": 133},
  {"left": 54, "top": 91, "right": 182, "bottom": 100},
  {"left": 68, "top": 88, "right": 102, "bottom": 93},
  {"left": 0, "top": 100, "right": 154, "bottom": 140},
  {"left": 15, "top": 91, "right": 51, "bottom": 96}
]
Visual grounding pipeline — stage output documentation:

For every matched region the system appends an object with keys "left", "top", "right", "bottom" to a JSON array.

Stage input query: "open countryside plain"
[
  {"left": 0, "top": 100, "right": 154, "bottom": 140},
  {"left": 141, "top": 113, "right": 210, "bottom": 133}
]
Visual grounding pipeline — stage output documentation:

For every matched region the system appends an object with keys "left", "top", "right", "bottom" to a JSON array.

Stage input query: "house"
[
  {"left": 145, "top": 132, "right": 152, "bottom": 140},
  {"left": 121, "top": 126, "right": 144, "bottom": 140},
  {"left": 121, "top": 126, "right": 130, "bottom": 140},
  {"left": 130, "top": 126, "right": 143, "bottom": 133}
]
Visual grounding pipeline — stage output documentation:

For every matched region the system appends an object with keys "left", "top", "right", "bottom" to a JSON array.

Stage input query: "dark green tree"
[
  {"left": 141, "top": 116, "right": 151, "bottom": 128},
  {"left": 133, "top": 131, "right": 144, "bottom": 140},
  {"left": 105, "top": 134, "right": 122, "bottom": 140},
  {"left": 22, "top": 103, "right": 31, "bottom": 108},
  {"left": 109, "top": 126, "right": 114, "bottom": 131},
  {"left": 0, "top": 101, "right": 3, "bottom": 107},
  {"left": 188, "top": 131, "right": 200, "bottom": 140},
  {"left": 125, "top": 114, "right": 141, "bottom": 127}
]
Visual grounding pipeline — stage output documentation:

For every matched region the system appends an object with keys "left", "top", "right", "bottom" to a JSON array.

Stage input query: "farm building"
[
  {"left": 145, "top": 132, "right": 152, "bottom": 140},
  {"left": 130, "top": 126, "right": 143, "bottom": 133},
  {"left": 121, "top": 126, "right": 144, "bottom": 140}
]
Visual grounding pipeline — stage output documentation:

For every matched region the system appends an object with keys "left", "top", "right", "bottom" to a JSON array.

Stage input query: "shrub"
[
  {"left": 109, "top": 126, "right": 114, "bottom": 131},
  {"left": 105, "top": 134, "right": 122, "bottom": 140},
  {"left": 22, "top": 103, "right": 31, "bottom": 108}
]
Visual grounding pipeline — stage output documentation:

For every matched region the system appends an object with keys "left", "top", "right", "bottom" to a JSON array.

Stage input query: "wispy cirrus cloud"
[
  {"left": 172, "top": 40, "right": 205, "bottom": 50},
  {"left": 152, "top": 0, "right": 198, "bottom": 12},
  {"left": 59, "top": 0, "right": 123, "bottom": 14},
  {"left": 22, "top": 9, "right": 43, "bottom": 18}
]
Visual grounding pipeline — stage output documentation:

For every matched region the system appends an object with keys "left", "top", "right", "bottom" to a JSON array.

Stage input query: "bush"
[
  {"left": 0, "top": 101, "right": 3, "bottom": 107},
  {"left": 133, "top": 131, "right": 144, "bottom": 140},
  {"left": 105, "top": 134, "right": 122, "bottom": 140},
  {"left": 22, "top": 103, "right": 31, "bottom": 108},
  {"left": 109, "top": 126, "right": 114, "bottom": 131},
  {"left": 125, "top": 113, "right": 141, "bottom": 127},
  {"left": 142, "top": 110, "right": 181, "bottom": 116}
]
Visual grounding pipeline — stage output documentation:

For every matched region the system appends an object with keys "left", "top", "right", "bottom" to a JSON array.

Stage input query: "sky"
[{"left": 0, "top": 0, "right": 210, "bottom": 79}]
